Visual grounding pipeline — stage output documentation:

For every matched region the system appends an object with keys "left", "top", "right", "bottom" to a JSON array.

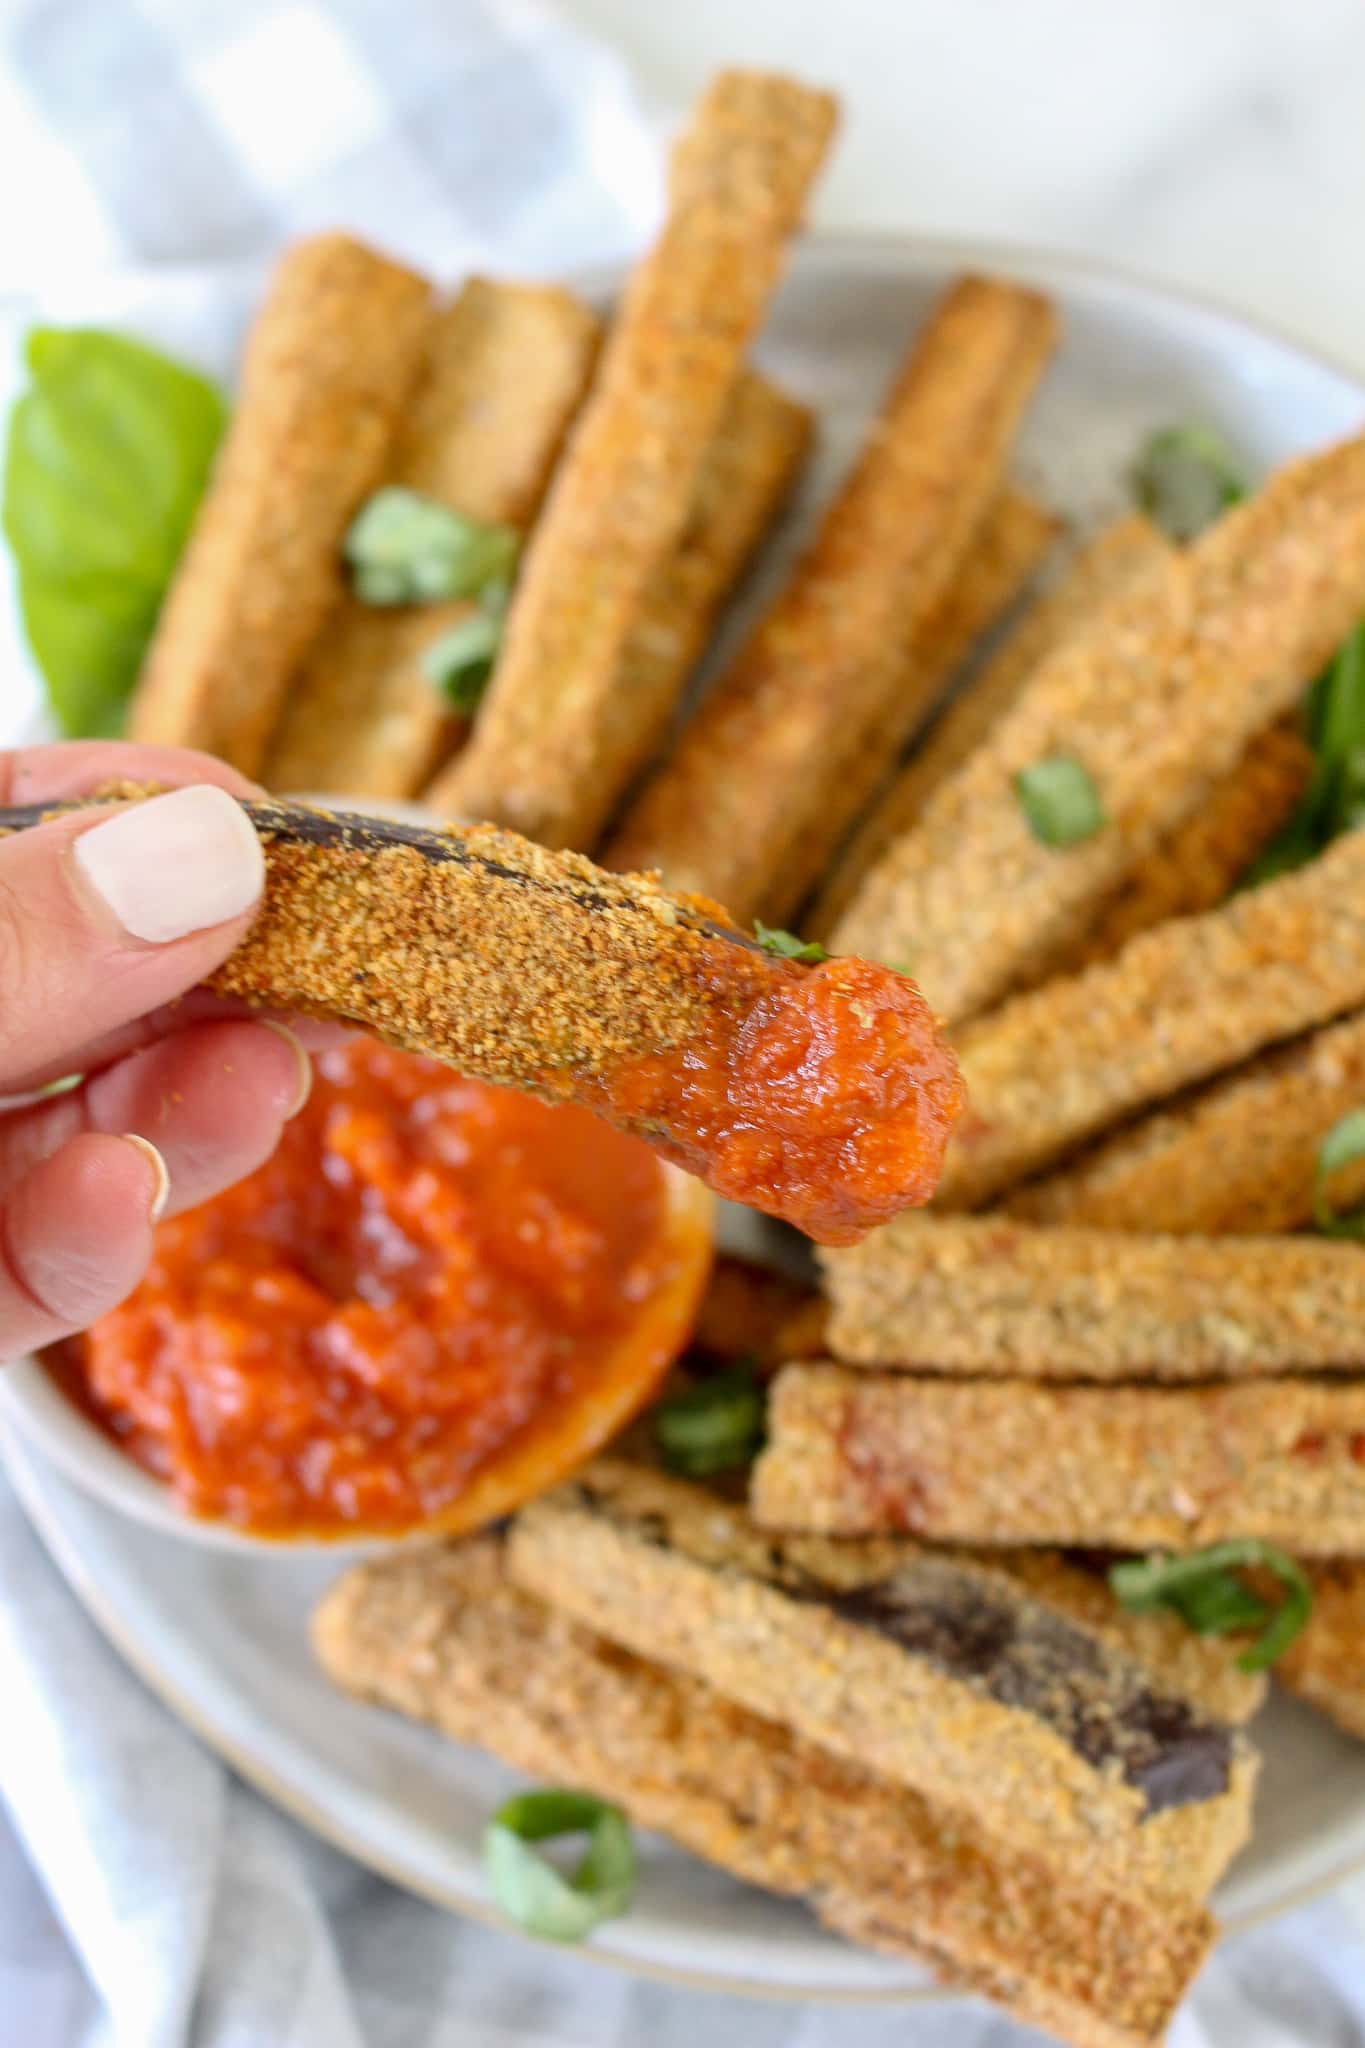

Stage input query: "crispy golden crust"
[
  {"left": 753, "top": 1365, "right": 1365, "bottom": 1554},
  {"left": 315, "top": 1538, "right": 1214, "bottom": 2048},
  {"left": 1058, "top": 720, "right": 1315, "bottom": 973},
  {"left": 197, "top": 803, "right": 776, "bottom": 1087},
  {"left": 1008, "top": 1007, "right": 1365, "bottom": 1234},
  {"left": 1278, "top": 1561, "right": 1365, "bottom": 1739},
  {"left": 831, "top": 432, "right": 1365, "bottom": 1021},
  {"left": 577, "top": 369, "right": 812, "bottom": 823},
  {"left": 796, "top": 487, "right": 1059, "bottom": 934},
  {"left": 604, "top": 279, "right": 1058, "bottom": 922},
  {"left": 821, "top": 1212, "right": 1365, "bottom": 1381},
  {"left": 435, "top": 72, "right": 837, "bottom": 849},
  {"left": 128, "top": 234, "right": 435, "bottom": 774},
  {"left": 691, "top": 1255, "right": 829, "bottom": 1368},
  {"left": 509, "top": 1461, "right": 1256, "bottom": 1902},
  {"left": 264, "top": 280, "right": 602, "bottom": 799},
  {"left": 807, "top": 514, "right": 1163, "bottom": 939},
  {"left": 936, "top": 825, "right": 1365, "bottom": 1210}
]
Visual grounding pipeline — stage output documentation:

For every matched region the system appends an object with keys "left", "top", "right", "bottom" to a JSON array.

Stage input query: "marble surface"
[{"left": 563, "top": 0, "right": 1365, "bottom": 375}]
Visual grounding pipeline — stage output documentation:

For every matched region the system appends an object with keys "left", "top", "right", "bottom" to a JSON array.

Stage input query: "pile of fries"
[{"left": 120, "top": 60, "right": 1365, "bottom": 2048}]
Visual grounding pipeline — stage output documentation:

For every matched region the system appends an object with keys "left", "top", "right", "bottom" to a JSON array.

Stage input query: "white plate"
[{"left": 6, "top": 232, "right": 1365, "bottom": 2000}]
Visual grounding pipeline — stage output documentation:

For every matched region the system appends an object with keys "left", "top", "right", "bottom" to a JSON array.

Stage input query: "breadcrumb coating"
[
  {"left": 128, "top": 234, "right": 435, "bottom": 773},
  {"left": 753, "top": 1365, "right": 1365, "bottom": 1554},
  {"left": 315, "top": 1536, "right": 1214, "bottom": 2048},
  {"left": 833, "top": 431, "right": 1365, "bottom": 1021},
  {"left": 438, "top": 71, "right": 837, "bottom": 849}
]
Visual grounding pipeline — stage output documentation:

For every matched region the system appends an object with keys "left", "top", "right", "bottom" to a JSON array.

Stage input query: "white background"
[{"left": 564, "top": 0, "right": 1365, "bottom": 374}]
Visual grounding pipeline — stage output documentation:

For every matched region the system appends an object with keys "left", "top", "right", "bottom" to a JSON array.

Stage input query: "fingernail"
[
  {"left": 120, "top": 1134, "right": 170, "bottom": 1221},
  {"left": 255, "top": 1019, "right": 313, "bottom": 1119},
  {"left": 73, "top": 786, "right": 264, "bottom": 943}
]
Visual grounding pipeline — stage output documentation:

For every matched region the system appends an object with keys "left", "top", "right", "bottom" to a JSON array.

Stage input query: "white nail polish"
[{"left": 73, "top": 786, "right": 264, "bottom": 943}]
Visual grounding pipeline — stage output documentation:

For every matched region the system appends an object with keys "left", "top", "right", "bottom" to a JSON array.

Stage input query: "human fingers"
[{"left": 0, "top": 1133, "right": 165, "bottom": 1361}]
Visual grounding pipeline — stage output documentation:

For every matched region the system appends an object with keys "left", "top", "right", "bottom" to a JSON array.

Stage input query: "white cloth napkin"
[{"left": 1, "top": 3, "right": 1364, "bottom": 2042}]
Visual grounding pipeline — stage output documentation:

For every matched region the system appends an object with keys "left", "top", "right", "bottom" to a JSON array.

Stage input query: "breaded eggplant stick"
[
  {"left": 315, "top": 1539, "right": 1214, "bottom": 2048},
  {"left": 265, "top": 280, "right": 603, "bottom": 799},
  {"left": 1009, "top": 1007, "right": 1365, "bottom": 1234},
  {"left": 753, "top": 1366, "right": 1365, "bottom": 1555},
  {"left": 691, "top": 1255, "right": 829, "bottom": 1368},
  {"left": 808, "top": 514, "right": 1170, "bottom": 938},
  {"left": 128, "top": 234, "right": 435, "bottom": 774},
  {"left": 0, "top": 794, "right": 961, "bottom": 1243},
  {"left": 539, "top": 369, "right": 812, "bottom": 816},
  {"left": 509, "top": 1462, "right": 1256, "bottom": 1901},
  {"left": 604, "top": 279, "right": 1058, "bottom": 920},
  {"left": 822, "top": 1212, "right": 1365, "bottom": 1381},
  {"left": 832, "top": 430, "right": 1365, "bottom": 1020},
  {"left": 1057, "top": 720, "right": 1314, "bottom": 972},
  {"left": 937, "top": 823, "right": 1365, "bottom": 1210},
  {"left": 1278, "top": 1562, "right": 1365, "bottom": 1740},
  {"left": 787, "top": 486, "right": 1059, "bottom": 929},
  {"left": 433, "top": 71, "right": 837, "bottom": 848}
]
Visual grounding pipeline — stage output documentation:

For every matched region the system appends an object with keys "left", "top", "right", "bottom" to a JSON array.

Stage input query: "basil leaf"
[
  {"left": 484, "top": 1790, "right": 636, "bottom": 1942},
  {"left": 1110, "top": 1541, "right": 1312, "bottom": 1672},
  {"left": 753, "top": 921, "right": 829, "bottom": 964},
  {"left": 1132, "top": 423, "right": 1246, "bottom": 541},
  {"left": 1013, "top": 756, "right": 1105, "bottom": 847},
  {"left": 1313, "top": 1107, "right": 1365, "bottom": 1239},
  {"left": 655, "top": 1361, "right": 766, "bottom": 1477},
  {"left": 1242, "top": 625, "right": 1365, "bottom": 889},
  {"left": 423, "top": 608, "right": 504, "bottom": 712},
  {"left": 3, "top": 327, "right": 226, "bottom": 736},
  {"left": 346, "top": 486, "right": 518, "bottom": 606}
]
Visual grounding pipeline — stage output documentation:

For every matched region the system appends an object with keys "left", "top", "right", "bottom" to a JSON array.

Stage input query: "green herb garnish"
[
  {"left": 1242, "top": 625, "right": 1365, "bottom": 888},
  {"left": 654, "top": 1361, "right": 766, "bottom": 1477},
  {"left": 1109, "top": 1541, "right": 1312, "bottom": 1672},
  {"left": 422, "top": 580, "right": 510, "bottom": 712},
  {"left": 753, "top": 921, "right": 829, "bottom": 964},
  {"left": 1013, "top": 756, "right": 1105, "bottom": 847},
  {"left": 345, "top": 486, "right": 519, "bottom": 606},
  {"left": 483, "top": 1789, "right": 636, "bottom": 1942},
  {"left": 1312, "top": 1107, "right": 1365, "bottom": 1239},
  {"left": 3, "top": 326, "right": 226, "bottom": 735},
  {"left": 1133, "top": 424, "right": 1247, "bottom": 541}
]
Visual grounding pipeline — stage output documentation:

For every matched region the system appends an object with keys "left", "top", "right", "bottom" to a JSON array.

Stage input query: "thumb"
[{"left": 0, "top": 785, "right": 264, "bottom": 1085}]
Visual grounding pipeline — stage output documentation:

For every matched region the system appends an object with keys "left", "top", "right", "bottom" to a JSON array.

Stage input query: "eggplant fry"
[
  {"left": 264, "top": 279, "right": 602, "bottom": 799},
  {"left": 128, "top": 234, "right": 435, "bottom": 774},
  {"left": 832, "top": 430, "right": 1365, "bottom": 1022},
  {"left": 435, "top": 70, "right": 837, "bottom": 849},
  {"left": 605, "top": 278, "right": 1058, "bottom": 922}
]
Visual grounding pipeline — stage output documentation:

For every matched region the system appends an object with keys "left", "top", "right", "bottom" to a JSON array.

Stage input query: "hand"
[{"left": 0, "top": 741, "right": 326, "bottom": 1362}]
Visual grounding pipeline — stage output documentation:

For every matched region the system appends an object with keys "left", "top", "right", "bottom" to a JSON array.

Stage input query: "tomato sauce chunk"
[
  {"left": 602, "top": 956, "right": 965, "bottom": 1245},
  {"left": 71, "top": 1043, "right": 687, "bottom": 1536}
]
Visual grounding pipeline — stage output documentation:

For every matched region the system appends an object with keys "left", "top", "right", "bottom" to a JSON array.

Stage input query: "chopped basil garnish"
[
  {"left": 1013, "top": 756, "right": 1105, "bottom": 847},
  {"left": 1312, "top": 1107, "right": 1365, "bottom": 1239},
  {"left": 484, "top": 1789, "right": 636, "bottom": 1942},
  {"left": 1242, "top": 624, "right": 1365, "bottom": 889},
  {"left": 753, "top": 921, "right": 829, "bottom": 963},
  {"left": 346, "top": 486, "right": 518, "bottom": 606},
  {"left": 1110, "top": 1541, "right": 1312, "bottom": 1672},
  {"left": 422, "top": 597, "right": 507, "bottom": 713},
  {"left": 1133, "top": 424, "right": 1246, "bottom": 542},
  {"left": 655, "top": 1361, "right": 766, "bottom": 1477}
]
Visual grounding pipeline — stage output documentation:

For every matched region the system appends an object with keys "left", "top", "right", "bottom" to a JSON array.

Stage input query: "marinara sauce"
[{"left": 71, "top": 1042, "right": 679, "bottom": 1535}]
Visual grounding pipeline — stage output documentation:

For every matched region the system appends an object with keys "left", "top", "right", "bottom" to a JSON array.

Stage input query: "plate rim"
[{"left": 8, "top": 223, "right": 1365, "bottom": 2002}]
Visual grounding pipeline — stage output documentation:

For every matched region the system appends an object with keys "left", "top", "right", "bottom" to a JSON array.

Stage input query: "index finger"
[{"left": 0, "top": 740, "right": 260, "bottom": 805}]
